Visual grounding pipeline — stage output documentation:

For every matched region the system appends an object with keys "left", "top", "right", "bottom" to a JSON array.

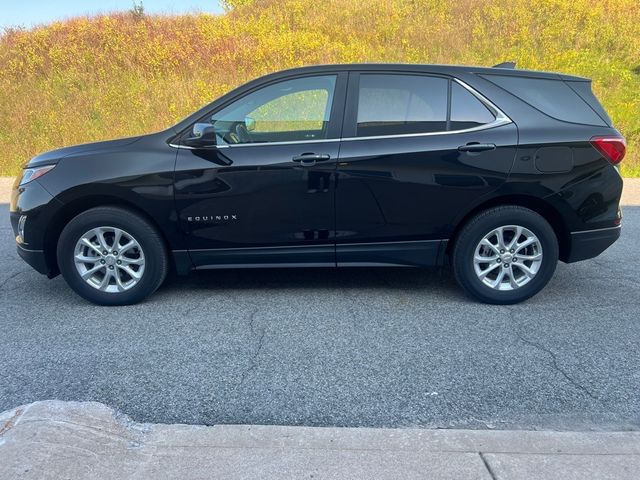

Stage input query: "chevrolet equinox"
[{"left": 10, "top": 63, "right": 625, "bottom": 305}]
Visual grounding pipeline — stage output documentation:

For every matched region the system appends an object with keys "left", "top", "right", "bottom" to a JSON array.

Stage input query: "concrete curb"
[
  {"left": 1, "top": 177, "right": 639, "bottom": 205},
  {"left": 1, "top": 401, "right": 639, "bottom": 479}
]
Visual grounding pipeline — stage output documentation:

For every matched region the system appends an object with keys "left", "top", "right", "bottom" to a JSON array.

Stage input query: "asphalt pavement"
[{"left": 1, "top": 190, "right": 639, "bottom": 430}]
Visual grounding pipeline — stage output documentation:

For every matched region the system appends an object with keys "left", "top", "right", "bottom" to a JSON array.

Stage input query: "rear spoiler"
[{"left": 493, "top": 62, "right": 516, "bottom": 69}]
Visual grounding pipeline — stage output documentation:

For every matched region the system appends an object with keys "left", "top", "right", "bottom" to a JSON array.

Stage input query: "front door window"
[{"left": 210, "top": 75, "right": 337, "bottom": 145}]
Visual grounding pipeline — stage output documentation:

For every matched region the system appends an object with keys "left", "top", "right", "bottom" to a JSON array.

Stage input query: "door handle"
[
  {"left": 458, "top": 143, "right": 496, "bottom": 153},
  {"left": 292, "top": 153, "right": 331, "bottom": 166}
]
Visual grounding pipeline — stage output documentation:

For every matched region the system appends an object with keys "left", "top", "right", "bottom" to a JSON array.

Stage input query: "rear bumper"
[
  {"left": 565, "top": 225, "right": 621, "bottom": 263},
  {"left": 16, "top": 244, "right": 50, "bottom": 275}
]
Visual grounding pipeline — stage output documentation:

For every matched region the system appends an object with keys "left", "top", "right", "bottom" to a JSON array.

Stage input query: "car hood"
[{"left": 26, "top": 136, "right": 143, "bottom": 168}]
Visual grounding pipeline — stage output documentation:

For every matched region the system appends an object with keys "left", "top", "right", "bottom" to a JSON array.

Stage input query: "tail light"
[{"left": 590, "top": 136, "right": 626, "bottom": 165}]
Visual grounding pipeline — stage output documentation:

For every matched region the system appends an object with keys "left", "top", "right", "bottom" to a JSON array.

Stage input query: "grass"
[{"left": 0, "top": 0, "right": 638, "bottom": 176}]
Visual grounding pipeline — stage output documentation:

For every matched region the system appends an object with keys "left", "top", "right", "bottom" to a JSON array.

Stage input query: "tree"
[
  {"left": 130, "top": 1, "right": 144, "bottom": 18},
  {"left": 219, "top": 0, "right": 254, "bottom": 11}
]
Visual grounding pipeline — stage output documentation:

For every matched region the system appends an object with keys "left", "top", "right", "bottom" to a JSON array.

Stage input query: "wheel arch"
[
  {"left": 43, "top": 196, "right": 175, "bottom": 277},
  {"left": 447, "top": 194, "right": 571, "bottom": 262}
]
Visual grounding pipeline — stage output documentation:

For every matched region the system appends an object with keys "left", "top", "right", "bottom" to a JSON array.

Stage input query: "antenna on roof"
[{"left": 493, "top": 62, "right": 516, "bottom": 69}]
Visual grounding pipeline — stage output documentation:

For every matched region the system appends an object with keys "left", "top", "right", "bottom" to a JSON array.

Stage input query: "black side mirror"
[{"left": 184, "top": 123, "right": 217, "bottom": 147}]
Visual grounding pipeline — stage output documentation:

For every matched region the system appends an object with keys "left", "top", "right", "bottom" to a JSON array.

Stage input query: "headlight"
[{"left": 20, "top": 165, "right": 56, "bottom": 186}]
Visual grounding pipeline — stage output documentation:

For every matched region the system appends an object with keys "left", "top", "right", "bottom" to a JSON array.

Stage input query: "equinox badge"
[{"left": 187, "top": 214, "right": 238, "bottom": 223}]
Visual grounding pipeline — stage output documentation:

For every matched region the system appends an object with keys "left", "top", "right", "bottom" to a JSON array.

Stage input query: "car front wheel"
[
  {"left": 57, "top": 206, "right": 168, "bottom": 306},
  {"left": 452, "top": 206, "right": 559, "bottom": 304}
]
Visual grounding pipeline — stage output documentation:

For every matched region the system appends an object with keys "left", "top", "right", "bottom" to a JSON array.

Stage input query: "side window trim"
[
  {"left": 207, "top": 137, "right": 343, "bottom": 149},
  {"left": 170, "top": 73, "right": 512, "bottom": 150},
  {"left": 341, "top": 72, "right": 512, "bottom": 142}
]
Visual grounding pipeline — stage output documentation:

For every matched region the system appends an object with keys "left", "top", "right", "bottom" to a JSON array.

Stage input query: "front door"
[{"left": 174, "top": 73, "right": 346, "bottom": 267}]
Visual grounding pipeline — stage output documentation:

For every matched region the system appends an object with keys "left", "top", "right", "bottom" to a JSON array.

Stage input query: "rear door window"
[{"left": 356, "top": 74, "right": 448, "bottom": 137}]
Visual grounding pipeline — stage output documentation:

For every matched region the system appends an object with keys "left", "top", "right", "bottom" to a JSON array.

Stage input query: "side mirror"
[
  {"left": 184, "top": 123, "right": 216, "bottom": 147},
  {"left": 244, "top": 116, "right": 256, "bottom": 132}
]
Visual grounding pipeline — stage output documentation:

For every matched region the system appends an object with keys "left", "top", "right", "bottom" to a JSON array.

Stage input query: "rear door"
[{"left": 335, "top": 72, "right": 518, "bottom": 266}]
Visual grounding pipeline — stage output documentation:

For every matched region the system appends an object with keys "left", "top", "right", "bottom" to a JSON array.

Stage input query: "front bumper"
[
  {"left": 16, "top": 244, "right": 50, "bottom": 275},
  {"left": 565, "top": 225, "right": 621, "bottom": 263},
  {"left": 10, "top": 178, "right": 62, "bottom": 277}
]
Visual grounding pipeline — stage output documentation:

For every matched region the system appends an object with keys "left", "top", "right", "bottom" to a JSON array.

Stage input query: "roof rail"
[{"left": 493, "top": 62, "right": 516, "bottom": 69}]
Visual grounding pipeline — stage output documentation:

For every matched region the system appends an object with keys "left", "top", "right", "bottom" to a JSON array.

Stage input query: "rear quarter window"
[
  {"left": 565, "top": 81, "right": 612, "bottom": 126},
  {"left": 450, "top": 82, "right": 496, "bottom": 130},
  {"left": 480, "top": 74, "right": 608, "bottom": 126}
]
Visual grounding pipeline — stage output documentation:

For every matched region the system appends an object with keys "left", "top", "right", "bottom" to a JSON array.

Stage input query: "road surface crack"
[
  {"left": 0, "top": 269, "right": 29, "bottom": 291},
  {"left": 515, "top": 330, "right": 597, "bottom": 400},
  {"left": 238, "top": 307, "right": 265, "bottom": 386}
]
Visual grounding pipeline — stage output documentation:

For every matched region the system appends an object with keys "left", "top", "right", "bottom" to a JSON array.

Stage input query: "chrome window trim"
[
  {"left": 169, "top": 78, "right": 512, "bottom": 150},
  {"left": 169, "top": 138, "right": 338, "bottom": 150},
  {"left": 339, "top": 117, "right": 511, "bottom": 142},
  {"left": 226, "top": 137, "right": 340, "bottom": 148}
]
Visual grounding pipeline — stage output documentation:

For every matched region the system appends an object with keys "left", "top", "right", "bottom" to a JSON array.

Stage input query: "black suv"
[{"left": 10, "top": 63, "right": 625, "bottom": 305}]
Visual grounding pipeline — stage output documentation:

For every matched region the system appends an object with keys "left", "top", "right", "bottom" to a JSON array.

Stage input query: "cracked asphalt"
[{"left": 1, "top": 202, "right": 639, "bottom": 430}]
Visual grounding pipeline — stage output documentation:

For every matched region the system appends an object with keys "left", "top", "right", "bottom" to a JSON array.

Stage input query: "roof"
[{"left": 270, "top": 63, "right": 591, "bottom": 82}]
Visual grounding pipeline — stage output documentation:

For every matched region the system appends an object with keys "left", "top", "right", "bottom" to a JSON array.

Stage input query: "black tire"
[
  {"left": 452, "top": 206, "right": 558, "bottom": 305},
  {"left": 57, "top": 206, "right": 168, "bottom": 306}
]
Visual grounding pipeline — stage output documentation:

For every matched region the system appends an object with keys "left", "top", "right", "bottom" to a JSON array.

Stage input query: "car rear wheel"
[
  {"left": 57, "top": 206, "right": 168, "bottom": 305},
  {"left": 452, "top": 206, "right": 558, "bottom": 304}
]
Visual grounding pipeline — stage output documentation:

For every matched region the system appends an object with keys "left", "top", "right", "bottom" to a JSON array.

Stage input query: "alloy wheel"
[
  {"left": 73, "top": 226, "right": 145, "bottom": 293},
  {"left": 473, "top": 225, "right": 543, "bottom": 291}
]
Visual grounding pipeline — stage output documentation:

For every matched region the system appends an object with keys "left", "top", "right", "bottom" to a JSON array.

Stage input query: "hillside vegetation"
[{"left": 0, "top": 0, "right": 638, "bottom": 176}]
